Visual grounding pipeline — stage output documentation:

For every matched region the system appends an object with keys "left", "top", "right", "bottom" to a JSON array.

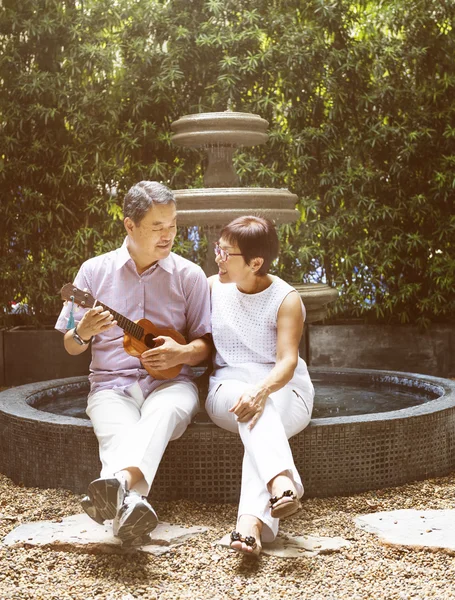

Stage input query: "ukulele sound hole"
[{"left": 144, "top": 334, "right": 158, "bottom": 349}]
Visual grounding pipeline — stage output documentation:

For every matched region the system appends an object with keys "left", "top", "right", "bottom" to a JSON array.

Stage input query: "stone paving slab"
[
  {"left": 217, "top": 532, "right": 350, "bottom": 558},
  {"left": 2, "top": 514, "right": 207, "bottom": 556},
  {"left": 355, "top": 509, "right": 455, "bottom": 554}
]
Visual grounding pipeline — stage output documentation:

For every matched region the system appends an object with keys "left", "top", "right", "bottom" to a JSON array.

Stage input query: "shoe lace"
[{"left": 122, "top": 490, "right": 143, "bottom": 508}]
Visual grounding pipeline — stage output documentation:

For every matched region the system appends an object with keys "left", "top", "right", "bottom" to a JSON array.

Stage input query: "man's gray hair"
[{"left": 123, "top": 181, "right": 175, "bottom": 224}]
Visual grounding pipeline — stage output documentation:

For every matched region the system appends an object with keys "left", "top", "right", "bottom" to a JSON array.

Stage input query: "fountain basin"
[
  {"left": 294, "top": 283, "right": 339, "bottom": 323},
  {"left": 174, "top": 188, "right": 299, "bottom": 226},
  {"left": 1, "top": 368, "right": 454, "bottom": 501},
  {"left": 171, "top": 112, "right": 269, "bottom": 147}
]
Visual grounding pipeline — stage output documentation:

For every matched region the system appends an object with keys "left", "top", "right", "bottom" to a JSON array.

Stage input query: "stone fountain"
[{"left": 171, "top": 110, "right": 338, "bottom": 323}]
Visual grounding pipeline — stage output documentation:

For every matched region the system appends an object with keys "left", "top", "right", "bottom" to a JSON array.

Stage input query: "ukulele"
[{"left": 60, "top": 283, "right": 186, "bottom": 380}]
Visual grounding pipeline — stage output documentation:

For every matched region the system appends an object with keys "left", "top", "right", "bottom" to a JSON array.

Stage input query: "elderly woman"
[{"left": 206, "top": 215, "right": 314, "bottom": 557}]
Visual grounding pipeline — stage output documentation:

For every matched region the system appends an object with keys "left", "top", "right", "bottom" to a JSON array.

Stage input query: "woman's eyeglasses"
[{"left": 213, "top": 242, "right": 243, "bottom": 262}]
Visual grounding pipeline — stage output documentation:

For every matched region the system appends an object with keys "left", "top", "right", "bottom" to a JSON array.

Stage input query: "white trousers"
[
  {"left": 86, "top": 380, "right": 199, "bottom": 496},
  {"left": 206, "top": 380, "right": 314, "bottom": 542}
]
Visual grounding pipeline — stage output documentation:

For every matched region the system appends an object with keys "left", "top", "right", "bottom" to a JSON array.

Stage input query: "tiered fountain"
[{"left": 170, "top": 110, "right": 339, "bottom": 323}]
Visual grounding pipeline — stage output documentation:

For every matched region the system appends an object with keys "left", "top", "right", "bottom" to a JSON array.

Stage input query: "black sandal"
[
  {"left": 269, "top": 490, "right": 301, "bottom": 519},
  {"left": 230, "top": 530, "right": 260, "bottom": 556}
]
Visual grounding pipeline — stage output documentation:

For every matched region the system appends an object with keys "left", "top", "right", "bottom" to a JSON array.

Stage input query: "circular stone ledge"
[
  {"left": 176, "top": 208, "right": 300, "bottom": 227},
  {"left": 0, "top": 369, "right": 454, "bottom": 502}
]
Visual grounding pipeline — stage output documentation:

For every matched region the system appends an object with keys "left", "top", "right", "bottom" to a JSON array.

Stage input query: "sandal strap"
[
  {"left": 269, "top": 489, "right": 297, "bottom": 507},
  {"left": 230, "top": 530, "right": 257, "bottom": 549}
]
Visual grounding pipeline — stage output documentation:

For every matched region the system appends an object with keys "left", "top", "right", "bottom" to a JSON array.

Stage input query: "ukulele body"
[
  {"left": 123, "top": 318, "right": 186, "bottom": 380},
  {"left": 60, "top": 283, "right": 186, "bottom": 381}
]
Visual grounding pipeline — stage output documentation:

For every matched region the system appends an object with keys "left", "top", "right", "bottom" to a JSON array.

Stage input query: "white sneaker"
[
  {"left": 113, "top": 487, "right": 158, "bottom": 543},
  {"left": 82, "top": 477, "right": 120, "bottom": 524}
]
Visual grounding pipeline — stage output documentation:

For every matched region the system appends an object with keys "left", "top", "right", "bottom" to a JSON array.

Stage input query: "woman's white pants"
[
  {"left": 206, "top": 380, "right": 313, "bottom": 542},
  {"left": 86, "top": 380, "right": 199, "bottom": 497}
]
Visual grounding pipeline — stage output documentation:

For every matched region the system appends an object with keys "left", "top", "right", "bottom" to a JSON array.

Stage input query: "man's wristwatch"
[{"left": 72, "top": 326, "right": 92, "bottom": 346}]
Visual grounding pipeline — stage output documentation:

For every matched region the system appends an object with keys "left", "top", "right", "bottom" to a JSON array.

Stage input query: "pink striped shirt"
[{"left": 55, "top": 239, "right": 211, "bottom": 397}]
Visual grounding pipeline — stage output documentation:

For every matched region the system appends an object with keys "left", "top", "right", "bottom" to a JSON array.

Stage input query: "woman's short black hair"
[{"left": 220, "top": 215, "right": 279, "bottom": 276}]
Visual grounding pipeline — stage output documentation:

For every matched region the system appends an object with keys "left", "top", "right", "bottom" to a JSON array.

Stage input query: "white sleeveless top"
[{"left": 209, "top": 276, "right": 313, "bottom": 394}]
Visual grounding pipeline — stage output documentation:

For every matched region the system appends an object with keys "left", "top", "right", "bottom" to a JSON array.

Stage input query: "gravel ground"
[{"left": 1, "top": 472, "right": 455, "bottom": 600}]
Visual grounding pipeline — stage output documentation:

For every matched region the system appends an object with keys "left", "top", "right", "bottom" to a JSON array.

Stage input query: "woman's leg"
[
  {"left": 272, "top": 384, "right": 314, "bottom": 438},
  {"left": 206, "top": 380, "right": 312, "bottom": 543},
  {"left": 237, "top": 387, "right": 309, "bottom": 542},
  {"left": 207, "top": 379, "right": 314, "bottom": 543},
  {"left": 206, "top": 380, "right": 264, "bottom": 552},
  {"left": 265, "top": 383, "right": 314, "bottom": 537},
  {"left": 230, "top": 513, "right": 263, "bottom": 555}
]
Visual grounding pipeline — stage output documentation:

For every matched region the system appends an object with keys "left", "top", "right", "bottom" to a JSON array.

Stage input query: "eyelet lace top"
[{"left": 209, "top": 276, "right": 313, "bottom": 394}]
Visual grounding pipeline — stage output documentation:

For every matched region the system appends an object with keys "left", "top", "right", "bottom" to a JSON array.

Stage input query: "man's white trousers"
[{"left": 86, "top": 381, "right": 199, "bottom": 496}]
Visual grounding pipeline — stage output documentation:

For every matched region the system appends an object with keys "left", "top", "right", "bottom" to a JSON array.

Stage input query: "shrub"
[{"left": 1, "top": 0, "right": 453, "bottom": 325}]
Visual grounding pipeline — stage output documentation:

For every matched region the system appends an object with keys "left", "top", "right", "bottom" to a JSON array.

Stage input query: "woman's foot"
[
  {"left": 230, "top": 515, "right": 262, "bottom": 557},
  {"left": 268, "top": 473, "right": 301, "bottom": 520}
]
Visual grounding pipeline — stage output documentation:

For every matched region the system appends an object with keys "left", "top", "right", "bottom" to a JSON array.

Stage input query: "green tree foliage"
[{"left": 1, "top": 0, "right": 454, "bottom": 325}]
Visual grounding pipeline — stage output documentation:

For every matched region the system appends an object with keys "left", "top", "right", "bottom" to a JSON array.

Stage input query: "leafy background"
[{"left": 1, "top": 0, "right": 454, "bottom": 326}]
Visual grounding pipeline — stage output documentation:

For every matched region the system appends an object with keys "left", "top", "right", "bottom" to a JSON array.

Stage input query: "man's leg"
[
  {"left": 86, "top": 384, "right": 143, "bottom": 480},
  {"left": 112, "top": 380, "right": 199, "bottom": 496},
  {"left": 82, "top": 385, "right": 144, "bottom": 523},
  {"left": 85, "top": 381, "right": 198, "bottom": 542},
  {"left": 110, "top": 380, "right": 199, "bottom": 543}
]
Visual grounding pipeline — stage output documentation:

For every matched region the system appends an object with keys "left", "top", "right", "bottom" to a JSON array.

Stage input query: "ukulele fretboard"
[{"left": 95, "top": 301, "right": 144, "bottom": 340}]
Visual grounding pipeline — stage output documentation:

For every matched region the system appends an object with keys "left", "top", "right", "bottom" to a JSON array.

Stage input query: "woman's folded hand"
[{"left": 230, "top": 385, "right": 270, "bottom": 430}]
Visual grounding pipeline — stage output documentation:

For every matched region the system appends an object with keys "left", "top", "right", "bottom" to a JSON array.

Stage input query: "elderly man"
[{"left": 55, "top": 181, "right": 211, "bottom": 544}]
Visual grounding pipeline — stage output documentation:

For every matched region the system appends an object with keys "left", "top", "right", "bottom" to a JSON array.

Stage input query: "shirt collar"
[
  {"left": 157, "top": 253, "right": 174, "bottom": 274},
  {"left": 115, "top": 239, "right": 132, "bottom": 270},
  {"left": 116, "top": 238, "right": 174, "bottom": 274}
]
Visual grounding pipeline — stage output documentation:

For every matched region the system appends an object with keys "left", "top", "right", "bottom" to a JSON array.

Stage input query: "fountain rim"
[
  {"left": 171, "top": 112, "right": 269, "bottom": 147},
  {"left": 171, "top": 111, "right": 269, "bottom": 124},
  {"left": 174, "top": 187, "right": 298, "bottom": 196},
  {"left": 1, "top": 368, "right": 454, "bottom": 428}
]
